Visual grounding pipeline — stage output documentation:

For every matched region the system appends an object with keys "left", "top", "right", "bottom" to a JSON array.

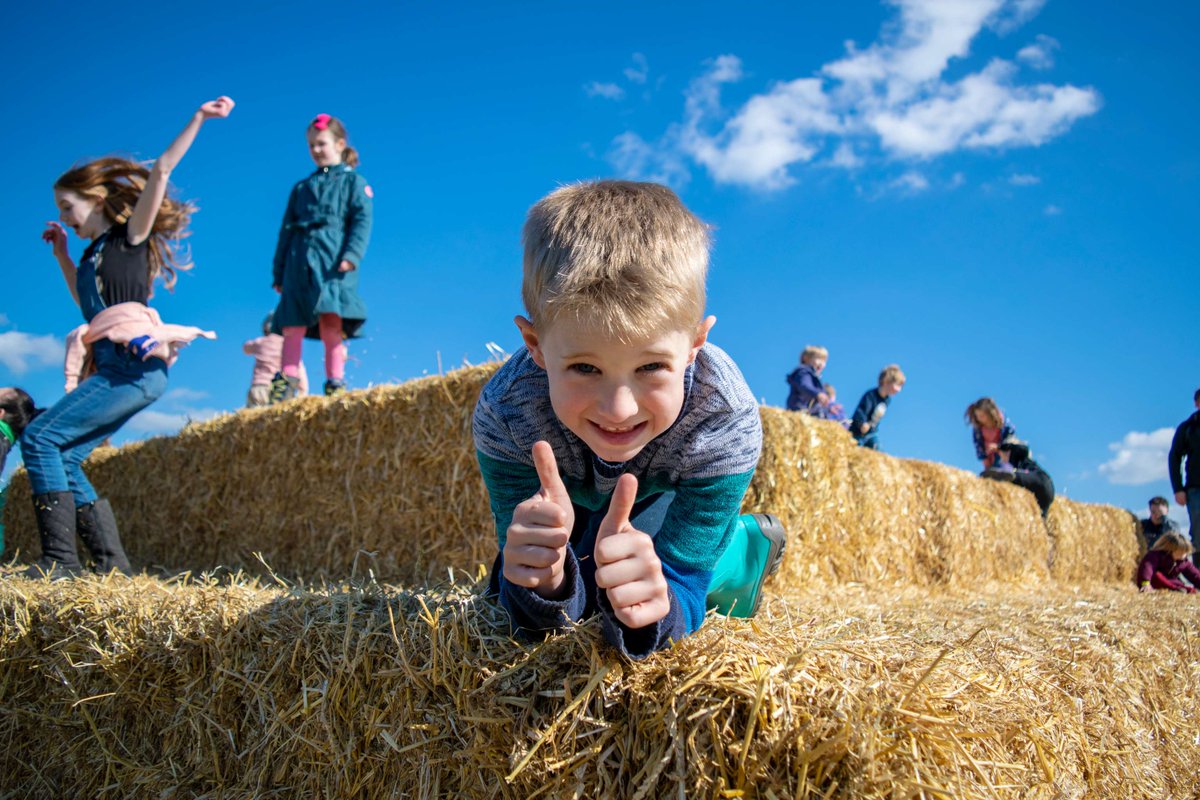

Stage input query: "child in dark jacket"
[
  {"left": 1137, "top": 530, "right": 1200, "bottom": 593},
  {"left": 851, "top": 364, "right": 905, "bottom": 450},
  {"left": 785, "top": 345, "right": 830, "bottom": 417}
]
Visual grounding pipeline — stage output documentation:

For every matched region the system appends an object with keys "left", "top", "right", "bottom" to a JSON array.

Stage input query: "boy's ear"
[
  {"left": 514, "top": 315, "right": 546, "bottom": 368},
  {"left": 689, "top": 316, "right": 716, "bottom": 363}
]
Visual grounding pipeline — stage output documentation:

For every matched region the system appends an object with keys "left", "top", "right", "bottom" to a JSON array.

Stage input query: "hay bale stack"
[
  {"left": 1, "top": 575, "right": 1196, "bottom": 798},
  {"left": 752, "top": 408, "right": 1054, "bottom": 586},
  {"left": 1046, "top": 499, "right": 1142, "bottom": 583},
  {"left": 4, "top": 364, "right": 1138, "bottom": 588},
  {"left": 3, "top": 365, "right": 499, "bottom": 582}
]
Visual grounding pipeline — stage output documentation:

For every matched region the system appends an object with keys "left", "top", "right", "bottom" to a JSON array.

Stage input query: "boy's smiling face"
[{"left": 517, "top": 315, "right": 714, "bottom": 463}]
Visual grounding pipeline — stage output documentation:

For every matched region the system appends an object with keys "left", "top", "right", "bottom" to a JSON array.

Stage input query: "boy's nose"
[{"left": 598, "top": 384, "right": 638, "bottom": 420}]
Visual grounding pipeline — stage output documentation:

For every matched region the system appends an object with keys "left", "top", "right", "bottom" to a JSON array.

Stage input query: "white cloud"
[
  {"left": 1098, "top": 428, "right": 1174, "bottom": 486},
  {"left": 830, "top": 142, "right": 864, "bottom": 169},
  {"left": 608, "top": 131, "right": 690, "bottom": 188},
  {"left": 890, "top": 171, "right": 930, "bottom": 193},
  {"left": 870, "top": 60, "right": 1101, "bottom": 158},
  {"left": 624, "top": 53, "right": 649, "bottom": 84},
  {"left": 1044, "top": 203, "right": 1062, "bottom": 215},
  {"left": 1009, "top": 172, "right": 1040, "bottom": 185},
  {"left": 585, "top": 82, "right": 625, "bottom": 101},
  {"left": 125, "top": 406, "right": 223, "bottom": 436},
  {"left": 163, "top": 387, "right": 209, "bottom": 402},
  {"left": 0, "top": 331, "right": 63, "bottom": 375},
  {"left": 1017, "top": 34, "right": 1060, "bottom": 69},
  {"left": 606, "top": 0, "right": 1098, "bottom": 189}
]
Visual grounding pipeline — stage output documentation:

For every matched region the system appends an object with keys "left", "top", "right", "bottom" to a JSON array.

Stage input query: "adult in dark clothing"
[
  {"left": 984, "top": 438, "right": 1055, "bottom": 517},
  {"left": 1139, "top": 496, "right": 1179, "bottom": 549},
  {"left": 1168, "top": 388, "right": 1200, "bottom": 564}
]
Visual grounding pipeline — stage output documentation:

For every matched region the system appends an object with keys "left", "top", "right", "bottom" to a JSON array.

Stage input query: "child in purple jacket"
[{"left": 1137, "top": 530, "right": 1200, "bottom": 593}]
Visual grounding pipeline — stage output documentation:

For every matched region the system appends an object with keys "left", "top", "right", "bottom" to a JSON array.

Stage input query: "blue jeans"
[
  {"left": 1188, "top": 488, "right": 1200, "bottom": 567},
  {"left": 20, "top": 341, "right": 167, "bottom": 505},
  {"left": 857, "top": 431, "right": 880, "bottom": 450}
]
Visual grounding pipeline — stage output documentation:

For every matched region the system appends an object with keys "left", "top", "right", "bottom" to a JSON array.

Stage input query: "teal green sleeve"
[
  {"left": 476, "top": 451, "right": 541, "bottom": 548},
  {"left": 654, "top": 470, "right": 755, "bottom": 573}
]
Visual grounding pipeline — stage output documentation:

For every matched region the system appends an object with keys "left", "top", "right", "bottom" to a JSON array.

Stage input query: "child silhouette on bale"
[
  {"left": 966, "top": 397, "right": 1016, "bottom": 470},
  {"left": 473, "top": 180, "right": 787, "bottom": 659}
]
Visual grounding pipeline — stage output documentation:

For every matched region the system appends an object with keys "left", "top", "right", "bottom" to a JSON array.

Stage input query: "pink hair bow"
[{"left": 313, "top": 113, "right": 332, "bottom": 130}]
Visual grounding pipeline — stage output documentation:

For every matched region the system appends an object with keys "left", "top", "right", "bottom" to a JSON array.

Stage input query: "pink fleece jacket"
[
  {"left": 63, "top": 303, "right": 216, "bottom": 391},
  {"left": 243, "top": 334, "right": 308, "bottom": 394}
]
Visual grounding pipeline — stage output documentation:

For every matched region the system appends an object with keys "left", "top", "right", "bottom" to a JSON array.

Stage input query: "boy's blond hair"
[
  {"left": 522, "top": 180, "right": 710, "bottom": 341},
  {"left": 878, "top": 364, "right": 906, "bottom": 387},
  {"left": 1150, "top": 530, "right": 1194, "bottom": 556},
  {"left": 800, "top": 345, "right": 828, "bottom": 365}
]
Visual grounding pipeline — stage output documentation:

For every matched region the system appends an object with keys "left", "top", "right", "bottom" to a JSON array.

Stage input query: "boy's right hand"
[{"left": 503, "top": 441, "right": 575, "bottom": 599}]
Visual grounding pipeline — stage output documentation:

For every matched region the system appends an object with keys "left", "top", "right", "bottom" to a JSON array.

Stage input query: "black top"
[
  {"left": 1169, "top": 411, "right": 1200, "bottom": 493},
  {"left": 80, "top": 223, "right": 151, "bottom": 308}
]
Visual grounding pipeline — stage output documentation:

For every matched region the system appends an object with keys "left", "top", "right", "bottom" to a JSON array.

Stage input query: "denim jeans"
[{"left": 20, "top": 341, "right": 167, "bottom": 504}]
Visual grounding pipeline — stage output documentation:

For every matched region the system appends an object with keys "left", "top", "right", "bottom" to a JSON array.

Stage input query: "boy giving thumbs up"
[{"left": 474, "top": 181, "right": 785, "bottom": 658}]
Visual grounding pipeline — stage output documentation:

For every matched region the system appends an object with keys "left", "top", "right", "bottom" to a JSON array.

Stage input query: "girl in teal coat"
[{"left": 271, "top": 113, "right": 373, "bottom": 399}]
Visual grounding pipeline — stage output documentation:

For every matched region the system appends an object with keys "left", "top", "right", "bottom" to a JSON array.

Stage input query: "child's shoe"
[
  {"left": 76, "top": 498, "right": 133, "bottom": 576},
  {"left": 707, "top": 513, "right": 787, "bottom": 618},
  {"left": 23, "top": 491, "right": 84, "bottom": 580},
  {"left": 324, "top": 379, "right": 347, "bottom": 397},
  {"left": 268, "top": 371, "right": 301, "bottom": 404}
]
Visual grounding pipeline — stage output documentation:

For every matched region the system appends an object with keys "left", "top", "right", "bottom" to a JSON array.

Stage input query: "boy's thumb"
[
  {"left": 597, "top": 473, "right": 638, "bottom": 540},
  {"left": 532, "top": 441, "right": 567, "bottom": 499}
]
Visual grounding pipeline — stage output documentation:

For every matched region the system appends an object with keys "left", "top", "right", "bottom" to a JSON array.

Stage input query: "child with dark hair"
[
  {"left": 1140, "top": 496, "right": 1179, "bottom": 549},
  {"left": 965, "top": 397, "right": 1016, "bottom": 470},
  {"left": 1, "top": 387, "right": 40, "bottom": 551},
  {"left": 1137, "top": 530, "right": 1200, "bottom": 593}
]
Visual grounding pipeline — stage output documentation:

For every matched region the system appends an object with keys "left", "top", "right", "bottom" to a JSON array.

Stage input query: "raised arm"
[{"left": 127, "top": 96, "right": 235, "bottom": 246}]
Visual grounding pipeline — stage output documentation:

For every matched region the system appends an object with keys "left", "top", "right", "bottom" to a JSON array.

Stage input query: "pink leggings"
[{"left": 282, "top": 313, "right": 346, "bottom": 380}]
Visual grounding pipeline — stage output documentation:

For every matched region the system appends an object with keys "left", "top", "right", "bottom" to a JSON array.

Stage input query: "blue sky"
[{"left": 2, "top": 0, "right": 1196, "bottom": 527}]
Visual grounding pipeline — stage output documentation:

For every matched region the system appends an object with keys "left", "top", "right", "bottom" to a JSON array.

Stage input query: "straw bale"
[
  {"left": 3, "top": 365, "right": 1140, "bottom": 590},
  {"left": 3, "top": 365, "right": 501, "bottom": 582},
  {"left": 751, "top": 409, "right": 1050, "bottom": 587},
  {"left": 1, "top": 574, "right": 1196, "bottom": 798},
  {"left": 1045, "top": 499, "right": 1142, "bottom": 584}
]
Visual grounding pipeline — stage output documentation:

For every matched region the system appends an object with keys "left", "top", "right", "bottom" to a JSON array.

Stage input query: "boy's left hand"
[{"left": 593, "top": 474, "right": 670, "bottom": 629}]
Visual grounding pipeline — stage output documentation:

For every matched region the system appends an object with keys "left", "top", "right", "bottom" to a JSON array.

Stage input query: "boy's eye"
[
  {"left": 568, "top": 363, "right": 599, "bottom": 375},
  {"left": 637, "top": 362, "right": 666, "bottom": 373}
]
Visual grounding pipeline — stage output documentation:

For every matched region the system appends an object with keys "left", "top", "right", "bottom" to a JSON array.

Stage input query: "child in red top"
[
  {"left": 966, "top": 397, "right": 1015, "bottom": 470},
  {"left": 1137, "top": 530, "right": 1200, "bottom": 593}
]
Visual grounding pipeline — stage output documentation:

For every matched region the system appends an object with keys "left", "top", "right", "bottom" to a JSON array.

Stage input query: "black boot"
[
  {"left": 76, "top": 498, "right": 133, "bottom": 576},
  {"left": 24, "top": 491, "right": 84, "bottom": 579}
]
